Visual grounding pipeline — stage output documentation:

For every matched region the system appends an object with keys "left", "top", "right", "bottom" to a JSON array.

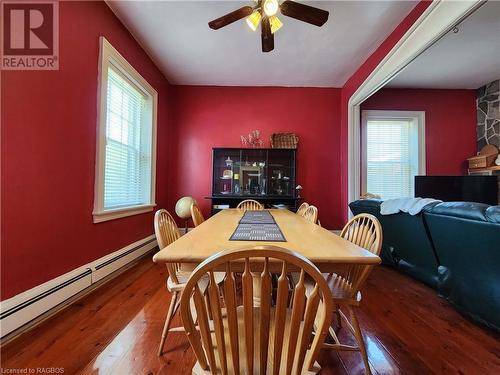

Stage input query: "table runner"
[
  {"left": 239, "top": 210, "right": 276, "bottom": 224},
  {"left": 230, "top": 210, "right": 286, "bottom": 241}
]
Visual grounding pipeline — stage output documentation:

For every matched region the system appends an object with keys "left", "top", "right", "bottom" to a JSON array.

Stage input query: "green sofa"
[
  {"left": 349, "top": 199, "right": 441, "bottom": 288},
  {"left": 349, "top": 199, "right": 500, "bottom": 332},
  {"left": 424, "top": 202, "right": 500, "bottom": 332}
]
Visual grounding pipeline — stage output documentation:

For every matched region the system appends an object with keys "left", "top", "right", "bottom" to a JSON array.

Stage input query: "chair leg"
[
  {"left": 158, "top": 291, "right": 179, "bottom": 356},
  {"left": 348, "top": 305, "right": 371, "bottom": 375}
]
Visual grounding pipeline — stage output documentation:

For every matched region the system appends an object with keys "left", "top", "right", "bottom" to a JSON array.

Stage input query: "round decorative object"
[{"left": 175, "top": 196, "right": 197, "bottom": 219}]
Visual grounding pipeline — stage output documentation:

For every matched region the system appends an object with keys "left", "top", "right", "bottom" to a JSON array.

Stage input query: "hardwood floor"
[{"left": 2, "top": 255, "right": 499, "bottom": 374}]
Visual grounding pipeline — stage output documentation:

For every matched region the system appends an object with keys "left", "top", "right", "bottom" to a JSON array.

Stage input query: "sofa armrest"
[
  {"left": 349, "top": 199, "right": 383, "bottom": 213},
  {"left": 485, "top": 206, "right": 500, "bottom": 223}
]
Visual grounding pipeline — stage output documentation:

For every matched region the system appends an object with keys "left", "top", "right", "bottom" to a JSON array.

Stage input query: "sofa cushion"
[
  {"left": 427, "top": 202, "right": 489, "bottom": 222},
  {"left": 485, "top": 205, "right": 500, "bottom": 223}
]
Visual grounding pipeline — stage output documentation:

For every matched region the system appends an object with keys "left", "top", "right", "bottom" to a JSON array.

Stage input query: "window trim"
[
  {"left": 93, "top": 37, "right": 158, "bottom": 224},
  {"left": 361, "top": 110, "right": 426, "bottom": 198}
]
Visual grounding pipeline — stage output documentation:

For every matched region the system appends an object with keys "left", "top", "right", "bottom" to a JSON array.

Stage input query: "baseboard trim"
[{"left": 0, "top": 235, "right": 157, "bottom": 341}]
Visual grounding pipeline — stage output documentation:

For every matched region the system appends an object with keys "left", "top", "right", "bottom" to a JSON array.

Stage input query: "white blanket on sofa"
[{"left": 380, "top": 197, "right": 442, "bottom": 216}]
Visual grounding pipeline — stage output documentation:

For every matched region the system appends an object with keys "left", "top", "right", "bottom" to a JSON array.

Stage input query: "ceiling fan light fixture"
[
  {"left": 269, "top": 15, "right": 283, "bottom": 34},
  {"left": 246, "top": 10, "right": 262, "bottom": 31},
  {"left": 263, "top": 0, "right": 279, "bottom": 17},
  {"left": 208, "top": 1, "right": 329, "bottom": 52}
]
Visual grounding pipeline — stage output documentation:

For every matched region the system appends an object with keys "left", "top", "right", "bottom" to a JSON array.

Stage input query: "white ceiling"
[
  {"left": 106, "top": 1, "right": 418, "bottom": 87},
  {"left": 387, "top": 0, "right": 500, "bottom": 89}
]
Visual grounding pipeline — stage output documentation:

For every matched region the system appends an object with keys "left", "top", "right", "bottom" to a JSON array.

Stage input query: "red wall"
[
  {"left": 2, "top": 0, "right": 474, "bottom": 301},
  {"left": 339, "top": 1, "right": 433, "bottom": 221},
  {"left": 168, "top": 86, "right": 343, "bottom": 229},
  {"left": 1, "top": 1, "right": 173, "bottom": 300},
  {"left": 361, "top": 88, "right": 476, "bottom": 175}
]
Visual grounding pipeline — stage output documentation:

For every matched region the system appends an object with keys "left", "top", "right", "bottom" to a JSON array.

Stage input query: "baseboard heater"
[
  {"left": 1, "top": 235, "right": 157, "bottom": 340},
  {"left": 91, "top": 236, "right": 156, "bottom": 283}
]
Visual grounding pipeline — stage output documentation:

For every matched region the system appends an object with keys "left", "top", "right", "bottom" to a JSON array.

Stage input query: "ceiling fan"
[{"left": 208, "top": 0, "right": 329, "bottom": 53}]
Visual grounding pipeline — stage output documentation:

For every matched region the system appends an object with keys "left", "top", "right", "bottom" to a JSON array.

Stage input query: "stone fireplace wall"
[{"left": 477, "top": 79, "right": 499, "bottom": 150}]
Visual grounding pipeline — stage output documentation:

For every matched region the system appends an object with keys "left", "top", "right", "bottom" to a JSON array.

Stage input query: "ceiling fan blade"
[
  {"left": 280, "top": 1, "right": 329, "bottom": 27},
  {"left": 261, "top": 17, "right": 274, "bottom": 52},
  {"left": 208, "top": 6, "right": 254, "bottom": 30}
]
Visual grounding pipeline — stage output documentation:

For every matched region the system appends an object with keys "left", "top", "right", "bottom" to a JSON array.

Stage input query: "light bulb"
[
  {"left": 263, "top": 0, "right": 279, "bottom": 17},
  {"left": 246, "top": 10, "right": 262, "bottom": 32},
  {"left": 269, "top": 15, "right": 282, "bottom": 34}
]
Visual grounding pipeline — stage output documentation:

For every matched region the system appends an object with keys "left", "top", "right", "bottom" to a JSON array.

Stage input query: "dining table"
[{"left": 153, "top": 208, "right": 381, "bottom": 275}]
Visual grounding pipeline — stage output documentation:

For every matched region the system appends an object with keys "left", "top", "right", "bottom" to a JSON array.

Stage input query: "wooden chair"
[
  {"left": 315, "top": 213, "right": 382, "bottom": 375},
  {"left": 154, "top": 209, "right": 185, "bottom": 356},
  {"left": 296, "top": 202, "right": 309, "bottom": 216},
  {"left": 154, "top": 209, "right": 223, "bottom": 356},
  {"left": 236, "top": 199, "right": 264, "bottom": 211},
  {"left": 180, "top": 246, "right": 334, "bottom": 375},
  {"left": 191, "top": 202, "right": 205, "bottom": 227},
  {"left": 302, "top": 205, "right": 318, "bottom": 224}
]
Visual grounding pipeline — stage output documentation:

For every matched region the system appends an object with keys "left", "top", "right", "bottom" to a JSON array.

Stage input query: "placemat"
[
  {"left": 239, "top": 210, "right": 276, "bottom": 224},
  {"left": 230, "top": 223, "right": 286, "bottom": 242}
]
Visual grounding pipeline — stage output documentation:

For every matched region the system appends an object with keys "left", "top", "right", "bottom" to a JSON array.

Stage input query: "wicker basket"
[{"left": 270, "top": 133, "right": 299, "bottom": 149}]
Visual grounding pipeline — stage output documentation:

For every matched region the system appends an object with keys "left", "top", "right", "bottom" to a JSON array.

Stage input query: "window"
[
  {"left": 93, "top": 37, "right": 157, "bottom": 223},
  {"left": 361, "top": 110, "right": 425, "bottom": 200}
]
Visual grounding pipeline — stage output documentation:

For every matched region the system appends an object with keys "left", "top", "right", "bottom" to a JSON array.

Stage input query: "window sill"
[{"left": 93, "top": 204, "right": 156, "bottom": 223}]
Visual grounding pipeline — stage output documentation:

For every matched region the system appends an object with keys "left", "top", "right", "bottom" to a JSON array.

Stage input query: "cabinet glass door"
[
  {"left": 268, "top": 150, "right": 295, "bottom": 196},
  {"left": 239, "top": 149, "right": 267, "bottom": 195},
  {"left": 213, "top": 150, "right": 240, "bottom": 195}
]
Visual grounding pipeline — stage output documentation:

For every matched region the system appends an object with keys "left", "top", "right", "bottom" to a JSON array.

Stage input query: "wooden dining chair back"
[
  {"left": 154, "top": 209, "right": 182, "bottom": 284},
  {"left": 236, "top": 199, "right": 264, "bottom": 211},
  {"left": 154, "top": 209, "right": 189, "bottom": 356},
  {"left": 296, "top": 202, "right": 309, "bottom": 216},
  {"left": 180, "top": 246, "right": 334, "bottom": 375},
  {"left": 338, "top": 213, "right": 383, "bottom": 295},
  {"left": 302, "top": 205, "right": 318, "bottom": 224},
  {"left": 191, "top": 202, "right": 205, "bottom": 227}
]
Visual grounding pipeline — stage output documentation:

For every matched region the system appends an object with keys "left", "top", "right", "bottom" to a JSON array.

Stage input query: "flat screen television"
[{"left": 414, "top": 176, "right": 498, "bottom": 205}]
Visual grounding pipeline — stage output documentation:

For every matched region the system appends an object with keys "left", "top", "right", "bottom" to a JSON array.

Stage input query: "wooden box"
[
  {"left": 467, "top": 144, "right": 499, "bottom": 169},
  {"left": 468, "top": 154, "right": 496, "bottom": 169}
]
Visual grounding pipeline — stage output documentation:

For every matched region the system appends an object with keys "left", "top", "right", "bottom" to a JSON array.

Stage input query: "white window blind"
[
  {"left": 104, "top": 66, "right": 152, "bottom": 209},
  {"left": 366, "top": 119, "right": 419, "bottom": 200}
]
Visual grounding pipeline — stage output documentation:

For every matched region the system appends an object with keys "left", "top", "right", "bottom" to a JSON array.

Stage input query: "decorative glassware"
[{"left": 241, "top": 130, "right": 264, "bottom": 148}]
